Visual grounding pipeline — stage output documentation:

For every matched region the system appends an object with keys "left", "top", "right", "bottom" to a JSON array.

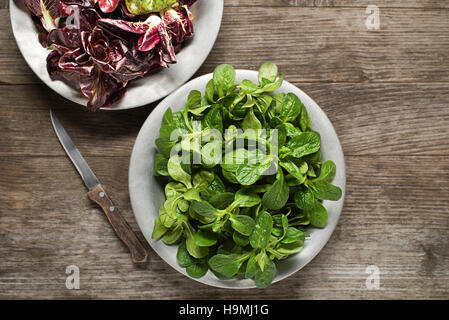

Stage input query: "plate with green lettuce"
[{"left": 129, "top": 62, "right": 346, "bottom": 288}]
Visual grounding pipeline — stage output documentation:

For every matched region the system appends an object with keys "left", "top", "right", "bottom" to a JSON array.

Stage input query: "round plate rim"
[{"left": 129, "top": 69, "right": 346, "bottom": 289}]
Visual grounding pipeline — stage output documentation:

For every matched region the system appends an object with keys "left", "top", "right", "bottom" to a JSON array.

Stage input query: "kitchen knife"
[{"left": 50, "top": 110, "right": 148, "bottom": 263}]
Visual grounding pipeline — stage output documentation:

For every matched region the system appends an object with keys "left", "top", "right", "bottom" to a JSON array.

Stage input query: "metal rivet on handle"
[
  {"left": 109, "top": 206, "right": 115, "bottom": 212},
  {"left": 99, "top": 192, "right": 105, "bottom": 198}
]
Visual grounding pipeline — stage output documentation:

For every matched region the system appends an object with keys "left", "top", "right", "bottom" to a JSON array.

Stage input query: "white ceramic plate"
[
  {"left": 129, "top": 70, "right": 346, "bottom": 289},
  {"left": 9, "top": 0, "right": 224, "bottom": 110}
]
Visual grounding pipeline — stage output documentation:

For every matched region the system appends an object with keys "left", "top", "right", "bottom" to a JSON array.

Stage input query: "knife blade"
[
  {"left": 50, "top": 110, "right": 100, "bottom": 190},
  {"left": 50, "top": 110, "right": 148, "bottom": 264}
]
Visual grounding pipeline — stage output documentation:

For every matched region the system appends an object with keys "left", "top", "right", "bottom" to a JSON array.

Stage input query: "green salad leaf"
[
  {"left": 151, "top": 62, "right": 342, "bottom": 288},
  {"left": 125, "top": 0, "right": 178, "bottom": 15}
]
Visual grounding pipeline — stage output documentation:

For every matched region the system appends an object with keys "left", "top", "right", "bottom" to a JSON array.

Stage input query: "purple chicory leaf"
[
  {"left": 97, "top": 15, "right": 176, "bottom": 61},
  {"left": 46, "top": 26, "right": 82, "bottom": 49},
  {"left": 115, "top": 2, "right": 137, "bottom": 19},
  {"left": 138, "top": 31, "right": 160, "bottom": 52},
  {"left": 47, "top": 48, "right": 93, "bottom": 90},
  {"left": 59, "top": 1, "right": 76, "bottom": 16},
  {"left": 108, "top": 59, "right": 152, "bottom": 82},
  {"left": 81, "top": 27, "right": 128, "bottom": 74},
  {"left": 98, "top": 0, "right": 120, "bottom": 13},
  {"left": 47, "top": 42, "right": 127, "bottom": 110},
  {"left": 153, "top": 24, "right": 176, "bottom": 63},
  {"left": 41, "top": 7, "right": 99, "bottom": 49},
  {"left": 59, "top": 47, "right": 94, "bottom": 75},
  {"left": 30, "top": 14, "right": 50, "bottom": 47},
  {"left": 60, "top": 0, "right": 95, "bottom": 7},
  {"left": 80, "top": 68, "right": 127, "bottom": 111},
  {"left": 22, "top": 0, "right": 65, "bottom": 31},
  {"left": 163, "top": 5, "right": 193, "bottom": 44},
  {"left": 151, "top": 44, "right": 171, "bottom": 68},
  {"left": 96, "top": 18, "right": 148, "bottom": 35},
  {"left": 131, "top": 15, "right": 176, "bottom": 63},
  {"left": 41, "top": 7, "right": 99, "bottom": 48},
  {"left": 136, "top": 15, "right": 165, "bottom": 52},
  {"left": 47, "top": 50, "right": 81, "bottom": 89},
  {"left": 80, "top": 27, "right": 153, "bottom": 83},
  {"left": 113, "top": 46, "right": 157, "bottom": 81},
  {"left": 178, "top": 0, "right": 196, "bottom": 6},
  {"left": 78, "top": 8, "right": 101, "bottom": 31}
]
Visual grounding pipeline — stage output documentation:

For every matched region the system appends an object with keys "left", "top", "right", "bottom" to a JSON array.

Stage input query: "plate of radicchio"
[{"left": 10, "top": 0, "right": 223, "bottom": 110}]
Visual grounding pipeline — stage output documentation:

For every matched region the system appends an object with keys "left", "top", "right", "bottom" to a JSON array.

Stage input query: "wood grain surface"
[{"left": 0, "top": 0, "right": 448, "bottom": 299}]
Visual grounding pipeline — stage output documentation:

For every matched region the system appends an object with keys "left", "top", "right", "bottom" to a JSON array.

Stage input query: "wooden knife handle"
[{"left": 88, "top": 184, "right": 148, "bottom": 264}]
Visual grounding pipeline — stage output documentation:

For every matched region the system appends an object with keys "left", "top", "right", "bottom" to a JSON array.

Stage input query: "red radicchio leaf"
[
  {"left": 60, "top": 0, "right": 95, "bottom": 7},
  {"left": 81, "top": 28, "right": 128, "bottom": 74},
  {"left": 29, "top": 14, "right": 50, "bottom": 47},
  {"left": 110, "top": 58, "right": 151, "bottom": 82},
  {"left": 47, "top": 26, "right": 82, "bottom": 49},
  {"left": 22, "top": 0, "right": 66, "bottom": 32},
  {"left": 78, "top": 8, "right": 101, "bottom": 31},
  {"left": 136, "top": 15, "right": 166, "bottom": 52},
  {"left": 98, "top": 0, "right": 120, "bottom": 13},
  {"left": 47, "top": 50, "right": 84, "bottom": 90},
  {"left": 59, "top": 1, "right": 76, "bottom": 16},
  {"left": 179, "top": 0, "right": 196, "bottom": 6},
  {"left": 59, "top": 47, "right": 94, "bottom": 75},
  {"left": 80, "top": 68, "right": 127, "bottom": 111},
  {"left": 98, "top": 15, "right": 175, "bottom": 62},
  {"left": 47, "top": 45, "right": 93, "bottom": 84},
  {"left": 138, "top": 31, "right": 160, "bottom": 52},
  {"left": 111, "top": 46, "right": 158, "bottom": 82},
  {"left": 47, "top": 40, "right": 126, "bottom": 110},
  {"left": 115, "top": 2, "right": 137, "bottom": 19},
  {"left": 41, "top": 7, "right": 98, "bottom": 49},
  {"left": 97, "top": 18, "right": 148, "bottom": 35},
  {"left": 153, "top": 23, "right": 176, "bottom": 63},
  {"left": 163, "top": 5, "right": 194, "bottom": 44}
]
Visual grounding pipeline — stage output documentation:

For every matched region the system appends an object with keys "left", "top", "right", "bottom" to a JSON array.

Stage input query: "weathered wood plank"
[
  {"left": 0, "top": 155, "right": 448, "bottom": 299},
  {"left": 2, "top": 0, "right": 449, "bottom": 301},
  {"left": 0, "top": 84, "right": 153, "bottom": 157},
  {"left": 202, "top": 7, "right": 449, "bottom": 83},
  {"left": 226, "top": 0, "right": 449, "bottom": 8},
  {"left": 1, "top": 82, "right": 448, "bottom": 157},
  {"left": 2, "top": 7, "right": 449, "bottom": 84}
]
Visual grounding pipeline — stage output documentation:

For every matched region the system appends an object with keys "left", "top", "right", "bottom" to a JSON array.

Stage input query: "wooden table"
[{"left": 1, "top": 0, "right": 448, "bottom": 300}]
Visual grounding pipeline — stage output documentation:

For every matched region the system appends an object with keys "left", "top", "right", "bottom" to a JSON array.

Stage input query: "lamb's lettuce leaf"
[{"left": 125, "top": 0, "right": 178, "bottom": 15}]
